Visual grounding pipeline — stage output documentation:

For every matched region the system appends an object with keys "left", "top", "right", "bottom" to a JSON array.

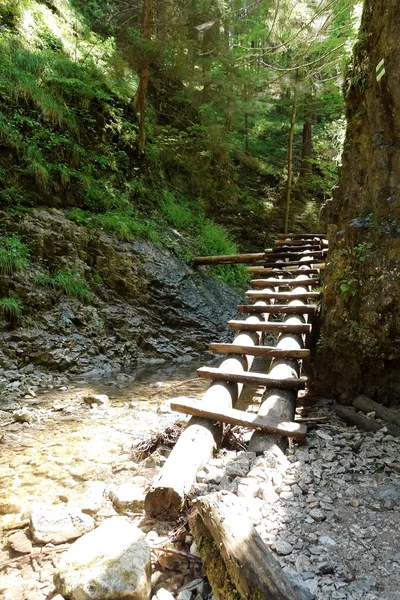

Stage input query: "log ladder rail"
[{"left": 144, "top": 233, "right": 327, "bottom": 522}]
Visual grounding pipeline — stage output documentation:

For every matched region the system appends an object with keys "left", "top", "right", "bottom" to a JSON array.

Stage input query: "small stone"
[
  {"left": 318, "top": 561, "right": 334, "bottom": 574},
  {"left": 30, "top": 506, "right": 94, "bottom": 544},
  {"left": 319, "top": 536, "right": 336, "bottom": 546},
  {"left": 153, "top": 589, "right": 175, "bottom": 600},
  {"left": 275, "top": 540, "right": 293, "bottom": 555},
  {"left": 81, "top": 481, "right": 106, "bottom": 515},
  {"left": 302, "top": 572, "right": 315, "bottom": 581},
  {"left": 316, "top": 430, "right": 333, "bottom": 441},
  {"left": 309, "top": 508, "right": 326, "bottom": 522},
  {"left": 7, "top": 530, "right": 32, "bottom": 554},
  {"left": 349, "top": 498, "right": 360, "bottom": 507},
  {"left": 81, "top": 394, "right": 109, "bottom": 406},
  {"left": 13, "top": 409, "right": 39, "bottom": 424},
  {"left": 158, "top": 552, "right": 188, "bottom": 571},
  {"left": 177, "top": 592, "right": 192, "bottom": 600},
  {"left": 54, "top": 517, "right": 151, "bottom": 600},
  {"left": 110, "top": 482, "right": 145, "bottom": 514}
]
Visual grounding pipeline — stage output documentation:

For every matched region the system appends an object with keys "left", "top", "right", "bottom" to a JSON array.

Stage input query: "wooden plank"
[
  {"left": 209, "top": 343, "right": 310, "bottom": 358},
  {"left": 263, "top": 259, "right": 324, "bottom": 267},
  {"left": 194, "top": 253, "right": 265, "bottom": 266},
  {"left": 248, "top": 267, "right": 320, "bottom": 275},
  {"left": 228, "top": 320, "right": 311, "bottom": 333},
  {"left": 171, "top": 398, "right": 307, "bottom": 440},
  {"left": 191, "top": 492, "right": 300, "bottom": 600},
  {"left": 237, "top": 304, "right": 317, "bottom": 315},
  {"left": 268, "top": 250, "right": 327, "bottom": 259},
  {"left": 245, "top": 290, "right": 321, "bottom": 300},
  {"left": 250, "top": 278, "right": 320, "bottom": 287},
  {"left": 197, "top": 366, "right": 307, "bottom": 389},
  {"left": 274, "top": 240, "right": 322, "bottom": 247},
  {"left": 276, "top": 233, "right": 327, "bottom": 239}
]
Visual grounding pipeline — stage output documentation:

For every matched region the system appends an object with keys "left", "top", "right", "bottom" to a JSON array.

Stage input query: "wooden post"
[{"left": 284, "top": 70, "right": 299, "bottom": 234}]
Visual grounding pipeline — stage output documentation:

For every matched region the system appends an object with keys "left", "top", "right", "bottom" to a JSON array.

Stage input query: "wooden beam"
[
  {"left": 170, "top": 398, "right": 307, "bottom": 440},
  {"left": 197, "top": 367, "right": 306, "bottom": 389},
  {"left": 245, "top": 290, "right": 321, "bottom": 300},
  {"left": 274, "top": 240, "right": 322, "bottom": 247},
  {"left": 209, "top": 342, "right": 310, "bottom": 358},
  {"left": 263, "top": 259, "right": 324, "bottom": 267},
  {"left": 250, "top": 278, "right": 320, "bottom": 287},
  {"left": 248, "top": 267, "right": 320, "bottom": 275},
  {"left": 276, "top": 233, "right": 327, "bottom": 239},
  {"left": 268, "top": 250, "right": 327, "bottom": 259},
  {"left": 191, "top": 492, "right": 300, "bottom": 600},
  {"left": 237, "top": 304, "right": 317, "bottom": 315},
  {"left": 228, "top": 320, "right": 311, "bottom": 334},
  {"left": 194, "top": 253, "right": 265, "bottom": 266}
]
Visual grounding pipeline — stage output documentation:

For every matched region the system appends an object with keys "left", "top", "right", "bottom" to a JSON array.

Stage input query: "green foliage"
[
  {"left": 0, "top": 236, "right": 29, "bottom": 275},
  {"left": 93, "top": 211, "right": 160, "bottom": 243},
  {"left": 0, "top": 295, "right": 23, "bottom": 320},
  {"left": 37, "top": 269, "right": 92, "bottom": 302}
]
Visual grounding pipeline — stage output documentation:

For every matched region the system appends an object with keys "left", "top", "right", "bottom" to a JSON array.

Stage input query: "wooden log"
[
  {"left": 144, "top": 320, "right": 262, "bottom": 520},
  {"left": 335, "top": 405, "right": 400, "bottom": 436},
  {"left": 192, "top": 491, "right": 300, "bottom": 600},
  {"left": 248, "top": 267, "right": 320, "bottom": 275},
  {"left": 228, "top": 320, "right": 311, "bottom": 334},
  {"left": 276, "top": 233, "right": 327, "bottom": 239},
  {"left": 197, "top": 366, "right": 307, "bottom": 389},
  {"left": 194, "top": 253, "right": 265, "bottom": 266},
  {"left": 209, "top": 342, "right": 310, "bottom": 359},
  {"left": 238, "top": 304, "right": 317, "bottom": 315},
  {"left": 274, "top": 240, "right": 322, "bottom": 247},
  {"left": 170, "top": 398, "right": 307, "bottom": 440},
  {"left": 250, "top": 278, "right": 320, "bottom": 287},
  {"left": 245, "top": 290, "right": 321, "bottom": 300},
  {"left": 267, "top": 250, "right": 327, "bottom": 259},
  {"left": 353, "top": 395, "right": 400, "bottom": 429},
  {"left": 263, "top": 259, "right": 323, "bottom": 267}
]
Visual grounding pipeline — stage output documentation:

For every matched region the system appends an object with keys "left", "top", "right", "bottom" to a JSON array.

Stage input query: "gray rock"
[
  {"left": 81, "top": 482, "right": 106, "bottom": 515},
  {"left": 177, "top": 592, "right": 192, "bottom": 600},
  {"left": 153, "top": 589, "right": 174, "bottom": 600},
  {"left": 308, "top": 508, "right": 326, "bottom": 522},
  {"left": 30, "top": 506, "right": 94, "bottom": 544},
  {"left": 110, "top": 482, "right": 145, "bottom": 514},
  {"left": 275, "top": 540, "right": 293, "bottom": 555},
  {"left": 54, "top": 517, "right": 151, "bottom": 600}
]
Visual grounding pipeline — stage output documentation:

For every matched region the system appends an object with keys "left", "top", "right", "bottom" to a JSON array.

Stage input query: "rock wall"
[
  {"left": 320, "top": 0, "right": 400, "bottom": 404},
  {"left": 0, "top": 209, "right": 240, "bottom": 382}
]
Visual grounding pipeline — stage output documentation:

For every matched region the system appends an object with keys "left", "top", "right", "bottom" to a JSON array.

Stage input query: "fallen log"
[
  {"left": 194, "top": 252, "right": 266, "bottom": 266},
  {"left": 353, "top": 395, "right": 400, "bottom": 429},
  {"left": 335, "top": 405, "right": 400, "bottom": 436},
  {"left": 250, "top": 278, "right": 320, "bottom": 287},
  {"left": 197, "top": 366, "right": 306, "bottom": 390},
  {"left": 170, "top": 397, "right": 307, "bottom": 440},
  {"left": 190, "top": 491, "right": 300, "bottom": 600},
  {"left": 209, "top": 342, "right": 310, "bottom": 358},
  {"left": 237, "top": 304, "right": 317, "bottom": 315},
  {"left": 245, "top": 291, "right": 321, "bottom": 300}
]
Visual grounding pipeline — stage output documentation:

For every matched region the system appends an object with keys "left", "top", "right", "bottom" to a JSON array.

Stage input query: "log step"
[
  {"left": 237, "top": 304, "right": 317, "bottom": 315},
  {"left": 197, "top": 366, "right": 307, "bottom": 390},
  {"left": 268, "top": 250, "right": 327, "bottom": 259},
  {"left": 228, "top": 320, "right": 311, "bottom": 334},
  {"left": 274, "top": 240, "right": 322, "bottom": 247},
  {"left": 245, "top": 290, "right": 321, "bottom": 300},
  {"left": 276, "top": 233, "right": 327, "bottom": 239},
  {"left": 263, "top": 260, "right": 325, "bottom": 268},
  {"left": 209, "top": 343, "right": 310, "bottom": 358},
  {"left": 171, "top": 398, "right": 307, "bottom": 441},
  {"left": 250, "top": 278, "right": 320, "bottom": 287},
  {"left": 248, "top": 267, "right": 320, "bottom": 276}
]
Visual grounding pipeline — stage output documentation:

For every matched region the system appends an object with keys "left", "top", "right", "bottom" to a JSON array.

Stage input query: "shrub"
[
  {"left": 0, "top": 236, "right": 29, "bottom": 275},
  {"left": 37, "top": 269, "right": 92, "bottom": 302},
  {"left": 0, "top": 296, "right": 23, "bottom": 321}
]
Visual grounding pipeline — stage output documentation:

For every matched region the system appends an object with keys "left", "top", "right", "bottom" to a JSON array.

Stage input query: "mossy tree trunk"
[
  {"left": 320, "top": 0, "right": 400, "bottom": 405},
  {"left": 138, "top": 0, "right": 154, "bottom": 153}
]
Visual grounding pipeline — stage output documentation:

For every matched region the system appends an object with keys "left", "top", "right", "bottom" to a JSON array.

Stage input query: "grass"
[
  {"left": 37, "top": 269, "right": 92, "bottom": 302},
  {"left": 0, "top": 235, "right": 29, "bottom": 275},
  {"left": 93, "top": 211, "right": 160, "bottom": 243},
  {"left": 0, "top": 296, "right": 23, "bottom": 321}
]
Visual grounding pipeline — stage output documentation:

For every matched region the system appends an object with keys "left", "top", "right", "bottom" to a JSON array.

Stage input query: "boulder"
[
  {"left": 30, "top": 506, "right": 94, "bottom": 544},
  {"left": 54, "top": 517, "right": 151, "bottom": 600},
  {"left": 110, "top": 482, "right": 145, "bottom": 514}
]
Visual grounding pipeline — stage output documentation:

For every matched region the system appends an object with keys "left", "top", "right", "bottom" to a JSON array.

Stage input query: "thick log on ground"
[
  {"left": 335, "top": 405, "right": 400, "bottom": 436},
  {"left": 267, "top": 250, "right": 327, "bottom": 260},
  {"left": 194, "top": 252, "right": 265, "bottom": 266},
  {"left": 246, "top": 290, "right": 321, "bottom": 300},
  {"left": 251, "top": 278, "right": 319, "bottom": 287},
  {"left": 264, "top": 259, "right": 321, "bottom": 267},
  {"left": 144, "top": 317, "right": 263, "bottom": 520},
  {"left": 228, "top": 320, "right": 312, "bottom": 333},
  {"left": 191, "top": 491, "right": 300, "bottom": 600},
  {"left": 209, "top": 342, "right": 310, "bottom": 358},
  {"left": 248, "top": 266, "right": 320, "bottom": 275},
  {"left": 197, "top": 366, "right": 307, "bottom": 389},
  {"left": 353, "top": 395, "right": 400, "bottom": 429},
  {"left": 238, "top": 304, "right": 317, "bottom": 315},
  {"left": 170, "top": 397, "right": 307, "bottom": 440}
]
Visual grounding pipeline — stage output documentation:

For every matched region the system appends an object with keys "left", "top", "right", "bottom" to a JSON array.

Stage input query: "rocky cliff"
[
  {"left": 0, "top": 209, "right": 240, "bottom": 392},
  {"left": 320, "top": 0, "right": 400, "bottom": 405}
]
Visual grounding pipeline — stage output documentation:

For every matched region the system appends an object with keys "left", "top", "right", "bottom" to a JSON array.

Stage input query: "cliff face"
[
  {"left": 321, "top": 0, "right": 400, "bottom": 404},
  {"left": 0, "top": 209, "right": 240, "bottom": 380}
]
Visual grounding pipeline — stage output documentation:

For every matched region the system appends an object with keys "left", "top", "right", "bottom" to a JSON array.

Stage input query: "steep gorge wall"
[{"left": 320, "top": 0, "right": 400, "bottom": 404}]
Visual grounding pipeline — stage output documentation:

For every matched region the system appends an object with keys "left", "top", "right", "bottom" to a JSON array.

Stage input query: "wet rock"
[
  {"left": 110, "top": 482, "right": 145, "bottom": 514},
  {"left": 30, "top": 506, "right": 94, "bottom": 544},
  {"left": 54, "top": 517, "right": 151, "bottom": 600}
]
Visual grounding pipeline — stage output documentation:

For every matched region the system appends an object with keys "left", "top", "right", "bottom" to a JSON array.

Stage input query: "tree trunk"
[
  {"left": 284, "top": 72, "right": 299, "bottom": 234},
  {"left": 299, "top": 96, "right": 313, "bottom": 178},
  {"left": 138, "top": 0, "right": 154, "bottom": 153}
]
